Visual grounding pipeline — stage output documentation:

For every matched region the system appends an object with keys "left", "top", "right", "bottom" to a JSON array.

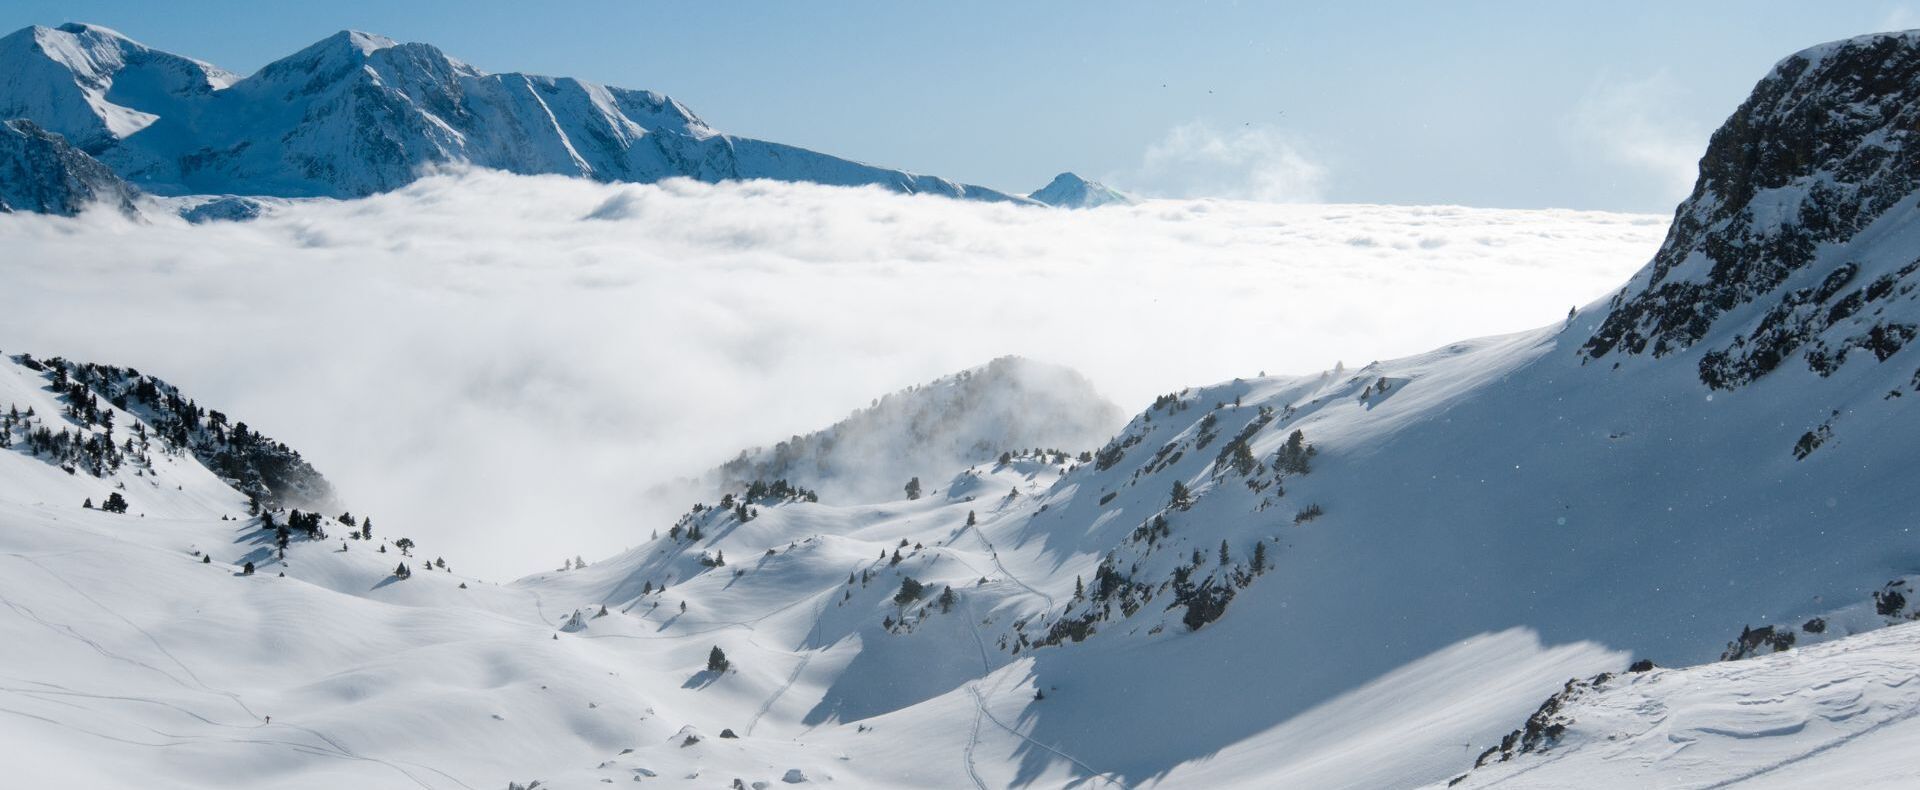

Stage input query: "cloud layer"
[{"left": 0, "top": 171, "right": 1664, "bottom": 577}]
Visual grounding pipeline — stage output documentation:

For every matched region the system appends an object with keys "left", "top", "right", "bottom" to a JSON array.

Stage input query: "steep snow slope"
[
  {"left": 1027, "top": 172, "right": 1135, "bottom": 208},
  {"left": 0, "top": 23, "right": 1032, "bottom": 203},
  {"left": 706, "top": 356, "right": 1123, "bottom": 504},
  {"left": 0, "top": 118, "right": 136, "bottom": 215}
]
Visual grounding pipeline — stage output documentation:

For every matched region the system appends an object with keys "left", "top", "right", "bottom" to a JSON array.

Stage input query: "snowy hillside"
[
  {"left": 1437, "top": 620, "right": 1920, "bottom": 789},
  {"left": 1026, "top": 172, "right": 1135, "bottom": 208},
  {"left": 705, "top": 356, "right": 1123, "bottom": 504},
  {"left": 0, "top": 23, "right": 1032, "bottom": 203}
]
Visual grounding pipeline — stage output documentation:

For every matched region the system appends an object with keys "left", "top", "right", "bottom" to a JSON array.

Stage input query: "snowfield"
[{"left": 1438, "top": 621, "right": 1920, "bottom": 789}]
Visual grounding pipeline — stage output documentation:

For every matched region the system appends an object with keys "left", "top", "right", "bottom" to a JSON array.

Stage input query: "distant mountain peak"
[{"left": 1028, "top": 171, "right": 1135, "bottom": 208}]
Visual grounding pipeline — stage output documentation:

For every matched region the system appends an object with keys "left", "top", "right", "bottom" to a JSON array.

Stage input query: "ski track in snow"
[{"left": 0, "top": 551, "right": 477, "bottom": 790}]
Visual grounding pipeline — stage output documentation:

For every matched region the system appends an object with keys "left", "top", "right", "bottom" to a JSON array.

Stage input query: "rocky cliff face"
[
  {"left": 1582, "top": 31, "right": 1920, "bottom": 388},
  {"left": 0, "top": 118, "right": 137, "bottom": 215}
]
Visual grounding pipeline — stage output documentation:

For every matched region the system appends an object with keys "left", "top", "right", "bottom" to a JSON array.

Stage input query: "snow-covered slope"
[
  {"left": 1437, "top": 620, "right": 1920, "bottom": 789},
  {"left": 706, "top": 356, "right": 1123, "bottom": 504},
  {"left": 0, "top": 23, "right": 1032, "bottom": 203},
  {"left": 0, "top": 118, "right": 136, "bottom": 215},
  {"left": 1027, "top": 172, "right": 1135, "bottom": 208}
]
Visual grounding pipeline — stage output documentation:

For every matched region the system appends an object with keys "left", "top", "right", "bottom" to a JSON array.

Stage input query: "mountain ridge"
[{"left": 0, "top": 23, "right": 1038, "bottom": 204}]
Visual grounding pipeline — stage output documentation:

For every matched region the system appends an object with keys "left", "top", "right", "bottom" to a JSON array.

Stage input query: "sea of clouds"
[{"left": 0, "top": 170, "right": 1666, "bottom": 577}]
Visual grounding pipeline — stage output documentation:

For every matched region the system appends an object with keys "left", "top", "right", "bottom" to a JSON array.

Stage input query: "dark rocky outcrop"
[
  {"left": 0, "top": 119, "right": 137, "bottom": 216},
  {"left": 1582, "top": 32, "right": 1920, "bottom": 387}
]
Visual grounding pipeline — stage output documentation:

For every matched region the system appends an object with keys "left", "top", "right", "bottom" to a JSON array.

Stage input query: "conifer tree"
[{"left": 707, "top": 646, "right": 729, "bottom": 672}]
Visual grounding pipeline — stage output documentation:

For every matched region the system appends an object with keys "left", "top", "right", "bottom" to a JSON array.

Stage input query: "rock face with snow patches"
[
  {"left": 1583, "top": 30, "right": 1920, "bottom": 389},
  {"left": 0, "top": 23, "right": 1033, "bottom": 203},
  {"left": 0, "top": 118, "right": 137, "bottom": 215},
  {"left": 1027, "top": 171, "right": 1136, "bottom": 208}
]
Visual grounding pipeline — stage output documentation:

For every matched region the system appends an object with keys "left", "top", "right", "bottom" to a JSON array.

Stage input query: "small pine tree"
[
  {"left": 904, "top": 477, "right": 922, "bottom": 500},
  {"left": 1170, "top": 480, "right": 1193, "bottom": 510},
  {"left": 707, "top": 646, "right": 729, "bottom": 672},
  {"left": 966, "top": 510, "right": 977, "bottom": 527},
  {"left": 1252, "top": 541, "right": 1268, "bottom": 574},
  {"left": 938, "top": 585, "right": 957, "bottom": 613},
  {"left": 202, "top": 554, "right": 211, "bottom": 564},
  {"left": 102, "top": 492, "right": 129, "bottom": 514},
  {"left": 242, "top": 561, "right": 255, "bottom": 575},
  {"left": 393, "top": 537, "right": 414, "bottom": 556},
  {"left": 894, "top": 577, "right": 925, "bottom": 605},
  {"left": 1073, "top": 575, "right": 1085, "bottom": 601},
  {"left": 1219, "top": 540, "right": 1231, "bottom": 567},
  {"left": 82, "top": 497, "right": 93, "bottom": 509}
]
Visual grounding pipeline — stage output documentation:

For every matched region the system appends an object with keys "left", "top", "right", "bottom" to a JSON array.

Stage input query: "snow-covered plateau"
[{"left": 3, "top": 23, "right": 1920, "bottom": 790}]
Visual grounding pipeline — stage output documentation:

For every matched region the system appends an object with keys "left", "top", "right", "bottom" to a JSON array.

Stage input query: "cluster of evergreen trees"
[{"left": 8, "top": 354, "right": 335, "bottom": 510}]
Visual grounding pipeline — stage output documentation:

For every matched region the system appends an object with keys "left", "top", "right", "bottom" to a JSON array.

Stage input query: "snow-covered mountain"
[
  {"left": 1026, "top": 172, "right": 1135, "bottom": 208},
  {"left": 0, "top": 23, "right": 1034, "bottom": 203},
  {"left": 7, "top": 27, "right": 1920, "bottom": 790},
  {"left": 0, "top": 118, "right": 136, "bottom": 215},
  {"left": 706, "top": 356, "right": 1123, "bottom": 504}
]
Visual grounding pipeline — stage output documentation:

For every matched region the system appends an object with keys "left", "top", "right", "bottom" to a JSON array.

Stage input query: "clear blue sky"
[{"left": 7, "top": 1, "right": 1915, "bottom": 211}]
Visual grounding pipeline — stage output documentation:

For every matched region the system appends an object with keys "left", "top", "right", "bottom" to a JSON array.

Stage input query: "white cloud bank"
[{"left": 0, "top": 171, "right": 1664, "bottom": 577}]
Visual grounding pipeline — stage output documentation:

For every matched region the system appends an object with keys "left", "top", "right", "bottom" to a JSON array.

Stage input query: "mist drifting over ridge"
[{"left": 0, "top": 169, "right": 1662, "bottom": 576}]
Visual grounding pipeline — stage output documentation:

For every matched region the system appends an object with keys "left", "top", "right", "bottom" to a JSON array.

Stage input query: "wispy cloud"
[
  {"left": 1565, "top": 71, "right": 1710, "bottom": 205},
  {"left": 0, "top": 171, "right": 1662, "bottom": 577},
  {"left": 1118, "top": 121, "right": 1330, "bottom": 202}
]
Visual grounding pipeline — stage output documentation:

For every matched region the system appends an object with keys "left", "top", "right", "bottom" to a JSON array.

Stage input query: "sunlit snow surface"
[{"left": 0, "top": 171, "right": 1663, "bottom": 577}]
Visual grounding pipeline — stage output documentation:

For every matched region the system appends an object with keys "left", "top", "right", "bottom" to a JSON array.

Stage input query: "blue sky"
[{"left": 7, "top": 1, "right": 1915, "bottom": 211}]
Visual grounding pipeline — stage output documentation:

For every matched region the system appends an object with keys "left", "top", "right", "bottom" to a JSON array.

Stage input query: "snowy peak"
[
  {"left": 1028, "top": 171, "right": 1135, "bottom": 208},
  {"left": 1584, "top": 30, "right": 1920, "bottom": 387},
  {"left": 0, "top": 118, "right": 137, "bottom": 215},
  {"left": 0, "top": 22, "right": 234, "bottom": 151},
  {"left": 0, "top": 22, "right": 1039, "bottom": 204}
]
